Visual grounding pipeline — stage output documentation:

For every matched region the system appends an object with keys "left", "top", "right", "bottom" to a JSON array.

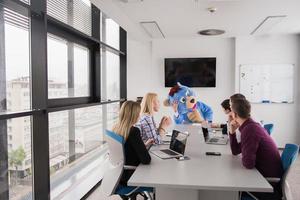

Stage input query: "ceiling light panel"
[
  {"left": 251, "top": 15, "right": 287, "bottom": 35},
  {"left": 140, "top": 21, "right": 165, "bottom": 38}
]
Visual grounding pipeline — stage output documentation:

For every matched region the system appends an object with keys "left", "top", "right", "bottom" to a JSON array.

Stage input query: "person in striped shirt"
[{"left": 136, "top": 93, "right": 172, "bottom": 144}]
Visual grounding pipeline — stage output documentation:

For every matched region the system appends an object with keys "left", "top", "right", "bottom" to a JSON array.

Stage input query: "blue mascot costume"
[{"left": 164, "top": 83, "right": 213, "bottom": 124}]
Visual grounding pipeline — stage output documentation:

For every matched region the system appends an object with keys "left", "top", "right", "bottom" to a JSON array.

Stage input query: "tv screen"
[{"left": 165, "top": 57, "right": 216, "bottom": 87}]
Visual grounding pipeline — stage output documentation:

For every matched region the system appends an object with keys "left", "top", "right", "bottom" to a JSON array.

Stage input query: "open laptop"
[
  {"left": 151, "top": 130, "right": 188, "bottom": 159},
  {"left": 202, "top": 127, "right": 228, "bottom": 145}
]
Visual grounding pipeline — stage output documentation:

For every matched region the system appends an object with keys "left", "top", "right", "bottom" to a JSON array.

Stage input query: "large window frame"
[{"left": 0, "top": 0, "right": 127, "bottom": 199}]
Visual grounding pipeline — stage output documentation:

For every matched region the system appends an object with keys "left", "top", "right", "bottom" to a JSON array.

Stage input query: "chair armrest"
[
  {"left": 266, "top": 177, "right": 281, "bottom": 183},
  {"left": 124, "top": 165, "right": 137, "bottom": 170}
]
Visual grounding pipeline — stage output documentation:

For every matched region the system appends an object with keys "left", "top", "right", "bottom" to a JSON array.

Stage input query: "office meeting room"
[{"left": 1, "top": 0, "right": 300, "bottom": 200}]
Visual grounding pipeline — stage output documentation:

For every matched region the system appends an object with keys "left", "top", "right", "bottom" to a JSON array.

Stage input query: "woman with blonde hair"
[
  {"left": 112, "top": 101, "right": 152, "bottom": 186},
  {"left": 136, "top": 93, "right": 172, "bottom": 144}
]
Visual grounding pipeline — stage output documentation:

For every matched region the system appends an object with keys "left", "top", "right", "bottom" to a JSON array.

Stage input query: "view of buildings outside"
[
  {"left": 4, "top": 5, "right": 120, "bottom": 200},
  {"left": 6, "top": 77, "right": 119, "bottom": 200}
]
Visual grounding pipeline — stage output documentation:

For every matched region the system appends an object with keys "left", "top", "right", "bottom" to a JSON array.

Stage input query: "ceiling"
[{"left": 112, "top": 0, "right": 300, "bottom": 38}]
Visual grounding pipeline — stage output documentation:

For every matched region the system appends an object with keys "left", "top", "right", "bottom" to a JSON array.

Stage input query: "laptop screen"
[
  {"left": 169, "top": 130, "right": 188, "bottom": 155},
  {"left": 202, "top": 127, "right": 209, "bottom": 140}
]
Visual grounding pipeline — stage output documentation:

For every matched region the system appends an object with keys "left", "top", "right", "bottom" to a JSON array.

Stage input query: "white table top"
[{"left": 128, "top": 124, "right": 273, "bottom": 192}]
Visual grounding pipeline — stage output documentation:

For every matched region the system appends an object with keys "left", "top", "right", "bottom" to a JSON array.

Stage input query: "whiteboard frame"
[{"left": 238, "top": 64, "right": 295, "bottom": 104}]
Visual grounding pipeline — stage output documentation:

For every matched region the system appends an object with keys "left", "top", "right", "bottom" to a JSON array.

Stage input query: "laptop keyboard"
[{"left": 160, "top": 149, "right": 179, "bottom": 156}]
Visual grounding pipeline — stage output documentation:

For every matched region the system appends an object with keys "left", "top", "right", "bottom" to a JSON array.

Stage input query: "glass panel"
[
  {"left": 47, "top": 35, "right": 68, "bottom": 98},
  {"left": 0, "top": 6, "right": 31, "bottom": 113},
  {"left": 74, "top": 44, "right": 90, "bottom": 97},
  {"left": 49, "top": 106, "right": 106, "bottom": 199},
  {"left": 101, "top": 13, "right": 120, "bottom": 50},
  {"left": 47, "top": 0, "right": 92, "bottom": 36},
  {"left": 47, "top": 34, "right": 90, "bottom": 98},
  {"left": 0, "top": 117, "right": 33, "bottom": 200},
  {"left": 101, "top": 49, "right": 120, "bottom": 101},
  {"left": 105, "top": 102, "right": 119, "bottom": 131}
]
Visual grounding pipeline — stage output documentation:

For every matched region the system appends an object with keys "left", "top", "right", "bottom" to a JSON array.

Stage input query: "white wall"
[
  {"left": 128, "top": 37, "right": 235, "bottom": 125},
  {"left": 93, "top": 0, "right": 300, "bottom": 147},
  {"left": 235, "top": 35, "right": 300, "bottom": 147},
  {"left": 127, "top": 38, "right": 152, "bottom": 99}
]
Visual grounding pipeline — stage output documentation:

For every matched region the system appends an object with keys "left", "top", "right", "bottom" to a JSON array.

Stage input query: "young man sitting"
[{"left": 229, "top": 98, "right": 283, "bottom": 199}]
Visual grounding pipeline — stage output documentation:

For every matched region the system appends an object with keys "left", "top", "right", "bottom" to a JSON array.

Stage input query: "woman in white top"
[{"left": 136, "top": 93, "right": 172, "bottom": 144}]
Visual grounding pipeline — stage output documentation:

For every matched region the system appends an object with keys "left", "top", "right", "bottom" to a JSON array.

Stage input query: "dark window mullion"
[
  {"left": 91, "top": 4, "right": 100, "bottom": 101},
  {"left": 30, "top": 0, "right": 50, "bottom": 199},
  {"left": 0, "top": 5, "right": 9, "bottom": 200},
  {"left": 120, "top": 27, "right": 127, "bottom": 100}
]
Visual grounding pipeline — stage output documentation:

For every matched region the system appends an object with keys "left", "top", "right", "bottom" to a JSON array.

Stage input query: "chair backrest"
[
  {"left": 281, "top": 143, "right": 299, "bottom": 200},
  {"left": 281, "top": 143, "right": 299, "bottom": 172},
  {"left": 100, "top": 130, "right": 125, "bottom": 197},
  {"left": 263, "top": 123, "right": 274, "bottom": 135}
]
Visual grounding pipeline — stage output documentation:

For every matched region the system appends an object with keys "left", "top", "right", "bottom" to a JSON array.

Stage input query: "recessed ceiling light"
[
  {"left": 198, "top": 29, "right": 225, "bottom": 36},
  {"left": 207, "top": 7, "right": 217, "bottom": 13}
]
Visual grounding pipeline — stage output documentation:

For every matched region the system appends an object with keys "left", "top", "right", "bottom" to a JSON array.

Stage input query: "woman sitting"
[
  {"left": 113, "top": 101, "right": 153, "bottom": 186},
  {"left": 136, "top": 93, "right": 172, "bottom": 144}
]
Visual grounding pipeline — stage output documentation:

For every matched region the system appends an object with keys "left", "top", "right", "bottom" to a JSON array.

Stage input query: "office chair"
[
  {"left": 100, "top": 130, "right": 154, "bottom": 200},
  {"left": 263, "top": 124, "right": 274, "bottom": 135},
  {"left": 241, "top": 143, "right": 299, "bottom": 200}
]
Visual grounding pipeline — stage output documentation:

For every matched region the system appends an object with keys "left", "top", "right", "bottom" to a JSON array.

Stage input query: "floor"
[{"left": 85, "top": 154, "right": 300, "bottom": 200}]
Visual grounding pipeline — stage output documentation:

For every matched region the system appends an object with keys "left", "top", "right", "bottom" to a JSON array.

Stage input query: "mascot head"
[{"left": 164, "top": 83, "right": 197, "bottom": 115}]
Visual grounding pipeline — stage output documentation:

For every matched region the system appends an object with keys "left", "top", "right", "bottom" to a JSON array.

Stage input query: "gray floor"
[{"left": 86, "top": 154, "right": 300, "bottom": 200}]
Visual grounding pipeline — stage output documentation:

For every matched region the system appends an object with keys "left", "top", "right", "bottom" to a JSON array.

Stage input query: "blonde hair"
[
  {"left": 112, "top": 101, "right": 141, "bottom": 140},
  {"left": 140, "top": 93, "right": 158, "bottom": 116}
]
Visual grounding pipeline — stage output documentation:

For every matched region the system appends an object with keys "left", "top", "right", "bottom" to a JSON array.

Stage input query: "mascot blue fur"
[{"left": 164, "top": 83, "right": 213, "bottom": 124}]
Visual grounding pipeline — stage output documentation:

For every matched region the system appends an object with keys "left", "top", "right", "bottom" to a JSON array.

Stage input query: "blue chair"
[
  {"left": 263, "top": 124, "right": 274, "bottom": 135},
  {"left": 100, "top": 130, "right": 153, "bottom": 200},
  {"left": 281, "top": 144, "right": 299, "bottom": 200},
  {"left": 241, "top": 143, "right": 299, "bottom": 200}
]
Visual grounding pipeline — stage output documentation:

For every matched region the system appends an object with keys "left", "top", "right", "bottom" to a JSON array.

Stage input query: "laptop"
[
  {"left": 202, "top": 127, "right": 228, "bottom": 145},
  {"left": 151, "top": 130, "right": 188, "bottom": 159}
]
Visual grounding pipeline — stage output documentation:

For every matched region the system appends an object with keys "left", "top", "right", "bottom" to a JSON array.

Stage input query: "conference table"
[{"left": 128, "top": 124, "right": 273, "bottom": 200}]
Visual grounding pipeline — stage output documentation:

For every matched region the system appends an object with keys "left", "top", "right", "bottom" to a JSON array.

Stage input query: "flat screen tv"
[{"left": 165, "top": 57, "right": 216, "bottom": 87}]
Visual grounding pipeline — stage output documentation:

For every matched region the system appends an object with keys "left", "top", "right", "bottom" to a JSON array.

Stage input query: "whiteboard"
[{"left": 240, "top": 64, "right": 294, "bottom": 103}]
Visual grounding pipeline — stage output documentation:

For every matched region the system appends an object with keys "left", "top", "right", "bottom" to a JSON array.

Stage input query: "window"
[
  {"left": 4, "top": 116, "right": 33, "bottom": 200},
  {"left": 47, "top": 35, "right": 90, "bottom": 98},
  {"left": 101, "top": 49, "right": 120, "bottom": 101},
  {"left": 0, "top": 0, "right": 126, "bottom": 199},
  {"left": 49, "top": 106, "right": 105, "bottom": 199},
  {"left": 47, "top": 0, "right": 92, "bottom": 36},
  {"left": 74, "top": 44, "right": 90, "bottom": 97},
  {"left": 101, "top": 13, "right": 120, "bottom": 50},
  {"left": 105, "top": 102, "right": 120, "bottom": 131},
  {"left": 0, "top": 7, "right": 31, "bottom": 112}
]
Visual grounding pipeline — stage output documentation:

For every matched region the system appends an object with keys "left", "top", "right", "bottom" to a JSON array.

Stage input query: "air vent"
[
  {"left": 140, "top": 21, "right": 165, "bottom": 38},
  {"left": 251, "top": 15, "right": 287, "bottom": 35},
  {"left": 198, "top": 29, "right": 225, "bottom": 36}
]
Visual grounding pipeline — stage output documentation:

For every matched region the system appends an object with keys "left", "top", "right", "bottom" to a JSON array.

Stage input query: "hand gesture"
[
  {"left": 187, "top": 109, "right": 203, "bottom": 123},
  {"left": 229, "top": 120, "right": 239, "bottom": 135},
  {"left": 172, "top": 101, "right": 178, "bottom": 113},
  {"left": 145, "top": 138, "right": 154, "bottom": 147}
]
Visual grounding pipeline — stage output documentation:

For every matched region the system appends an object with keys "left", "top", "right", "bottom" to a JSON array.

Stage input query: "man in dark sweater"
[{"left": 229, "top": 98, "right": 283, "bottom": 199}]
